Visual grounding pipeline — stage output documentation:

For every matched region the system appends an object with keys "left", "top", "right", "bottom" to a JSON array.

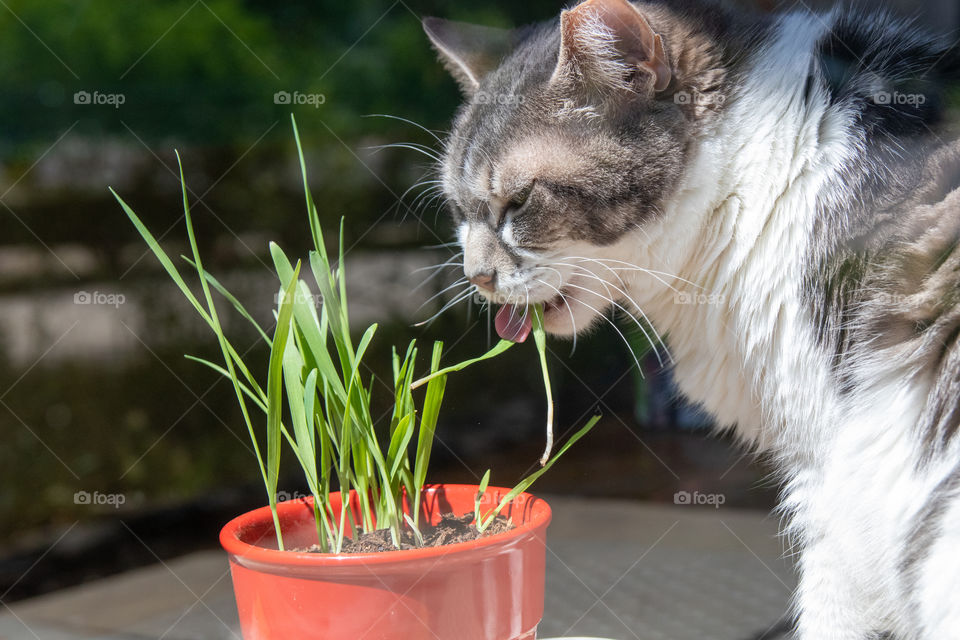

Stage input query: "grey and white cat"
[{"left": 423, "top": 0, "right": 960, "bottom": 638}]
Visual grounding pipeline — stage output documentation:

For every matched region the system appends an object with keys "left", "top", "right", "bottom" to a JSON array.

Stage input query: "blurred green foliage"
[
  {"left": 0, "top": 0, "right": 571, "bottom": 272},
  {"left": 0, "top": 0, "right": 562, "bottom": 152}
]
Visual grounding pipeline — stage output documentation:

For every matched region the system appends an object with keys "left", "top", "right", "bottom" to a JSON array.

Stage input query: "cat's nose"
[{"left": 468, "top": 271, "right": 497, "bottom": 291}]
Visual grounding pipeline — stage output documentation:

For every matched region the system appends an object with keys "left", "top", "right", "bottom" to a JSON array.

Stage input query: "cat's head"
[{"left": 425, "top": 0, "right": 725, "bottom": 338}]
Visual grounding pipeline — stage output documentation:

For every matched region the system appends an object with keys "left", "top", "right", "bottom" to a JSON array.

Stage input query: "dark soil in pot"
[{"left": 298, "top": 513, "right": 514, "bottom": 553}]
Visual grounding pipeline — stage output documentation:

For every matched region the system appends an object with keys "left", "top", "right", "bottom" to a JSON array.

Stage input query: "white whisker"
[
  {"left": 417, "top": 277, "right": 469, "bottom": 312},
  {"left": 362, "top": 114, "right": 446, "bottom": 143},
  {"left": 410, "top": 184, "right": 445, "bottom": 211},
  {"left": 537, "top": 276, "right": 644, "bottom": 375},
  {"left": 559, "top": 256, "right": 703, "bottom": 291},
  {"left": 560, "top": 266, "right": 672, "bottom": 365},
  {"left": 412, "top": 253, "right": 463, "bottom": 274},
  {"left": 415, "top": 286, "right": 476, "bottom": 327},
  {"left": 412, "top": 253, "right": 464, "bottom": 293},
  {"left": 364, "top": 142, "right": 442, "bottom": 163},
  {"left": 562, "top": 281, "right": 658, "bottom": 370}
]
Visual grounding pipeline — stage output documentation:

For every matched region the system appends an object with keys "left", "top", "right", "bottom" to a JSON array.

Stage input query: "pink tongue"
[{"left": 495, "top": 305, "right": 532, "bottom": 343}]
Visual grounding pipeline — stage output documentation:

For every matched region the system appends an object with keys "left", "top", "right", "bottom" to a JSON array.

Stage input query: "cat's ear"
[
  {"left": 423, "top": 17, "right": 514, "bottom": 94},
  {"left": 553, "top": 0, "right": 671, "bottom": 93}
]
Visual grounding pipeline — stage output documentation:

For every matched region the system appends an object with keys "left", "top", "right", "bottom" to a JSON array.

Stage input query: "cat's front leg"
[{"left": 794, "top": 538, "right": 875, "bottom": 640}]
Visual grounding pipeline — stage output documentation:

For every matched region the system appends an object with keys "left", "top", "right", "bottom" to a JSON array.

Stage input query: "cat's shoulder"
[{"left": 864, "top": 140, "right": 960, "bottom": 457}]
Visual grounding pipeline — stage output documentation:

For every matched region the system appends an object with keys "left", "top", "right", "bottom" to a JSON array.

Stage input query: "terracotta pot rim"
[{"left": 219, "top": 483, "right": 552, "bottom": 568}]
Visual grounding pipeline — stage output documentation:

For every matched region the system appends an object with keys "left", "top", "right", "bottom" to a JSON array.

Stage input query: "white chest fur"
[{"left": 622, "top": 12, "right": 851, "bottom": 451}]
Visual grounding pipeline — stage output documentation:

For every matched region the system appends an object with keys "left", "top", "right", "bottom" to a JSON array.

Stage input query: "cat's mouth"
[
  {"left": 494, "top": 292, "right": 568, "bottom": 342},
  {"left": 543, "top": 293, "right": 568, "bottom": 314}
]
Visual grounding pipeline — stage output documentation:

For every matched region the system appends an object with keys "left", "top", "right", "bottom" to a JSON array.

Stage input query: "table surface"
[{"left": 0, "top": 497, "right": 796, "bottom": 640}]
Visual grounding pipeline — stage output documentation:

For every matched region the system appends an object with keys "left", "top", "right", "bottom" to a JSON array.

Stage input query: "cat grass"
[{"left": 113, "top": 115, "right": 597, "bottom": 551}]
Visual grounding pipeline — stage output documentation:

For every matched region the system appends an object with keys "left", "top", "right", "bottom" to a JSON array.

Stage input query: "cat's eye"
[
  {"left": 505, "top": 183, "right": 533, "bottom": 216},
  {"left": 489, "top": 183, "right": 534, "bottom": 227}
]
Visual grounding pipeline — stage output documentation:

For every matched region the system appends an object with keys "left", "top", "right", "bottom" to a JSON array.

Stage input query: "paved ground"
[{"left": 0, "top": 497, "right": 795, "bottom": 640}]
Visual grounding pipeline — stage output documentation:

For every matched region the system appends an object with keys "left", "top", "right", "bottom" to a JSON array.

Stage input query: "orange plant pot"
[{"left": 220, "top": 484, "right": 551, "bottom": 640}]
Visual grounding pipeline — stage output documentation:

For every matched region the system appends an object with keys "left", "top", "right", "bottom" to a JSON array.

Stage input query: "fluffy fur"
[{"left": 425, "top": 1, "right": 960, "bottom": 638}]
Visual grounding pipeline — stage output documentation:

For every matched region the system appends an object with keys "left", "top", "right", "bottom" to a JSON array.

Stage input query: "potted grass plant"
[{"left": 113, "top": 117, "right": 598, "bottom": 640}]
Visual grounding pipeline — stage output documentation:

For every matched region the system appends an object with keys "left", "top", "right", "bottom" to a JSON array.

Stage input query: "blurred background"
[{"left": 1, "top": 0, "right": 954, "bottom": 603}]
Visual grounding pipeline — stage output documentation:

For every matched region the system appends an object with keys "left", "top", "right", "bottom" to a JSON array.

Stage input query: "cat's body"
[{"left": 424, "top": 1, "right": 960, "bottom": 638}]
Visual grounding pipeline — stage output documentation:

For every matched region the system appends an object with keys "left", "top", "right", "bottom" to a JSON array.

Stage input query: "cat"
[{"left": 423, "top": 0, "right": 960, "bottom": 638}]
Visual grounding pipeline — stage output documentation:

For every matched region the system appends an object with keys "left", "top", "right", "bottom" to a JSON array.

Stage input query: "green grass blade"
[
  {"left": 413, "top": 341, "right": 446, "bottom": 526},
  {"left": 173, "top": 154, "right": 275, "bottom": 536},
  {"left": 403, "top": 513, "right": 424, "bottom": 547},
  {"left": 265, "top": 262, "right": 302, "bottom": 549},
  {"left": 478, "top": 414, "right": 601, "bottom": 532},
  {"left": 181, "top": 256, "right": 271, "bottom": 345},
  {"left": 184, "top": 356, "right": 267, "bottom": 412},
  {"left": 117, "top": 160, "right": 276, "bottom": 538},
  {"left": 311, "top": 255, "right": 354, "bottom": 379},
  {"left": 283, "top": 334, "right": 318, "bottom": 492},
  {"left": 272, "top": 243, "right": 348, "bottom": 405},
  {"left": 116, "top": 190, "right": 267, "bottom": 402},
  {"left": 411, "top": 339, "right": 514, "bottom": 389},
  {"left": 336, "top": 221, "right": 350, "bottom": 333},
  {"left": 346, "top": 324, "right": 377, "bottom": 425},
  {"left": 386, "top": 413, "right": 416, "bottom": 479},
  {"left": 474, "top": 469, "right": 491, "bottom": 525},
  {"left": 290, "top": 115, "right": 323, "bottom": 252},
  {"left": 303, "top": 368, "right": 318, "bottom": 453},
  {"left": 531, "top": 304, "right": 554, "bottom": 465},
  {"left": 111, "top": 188, "right": 210, "bottom": 325}
]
